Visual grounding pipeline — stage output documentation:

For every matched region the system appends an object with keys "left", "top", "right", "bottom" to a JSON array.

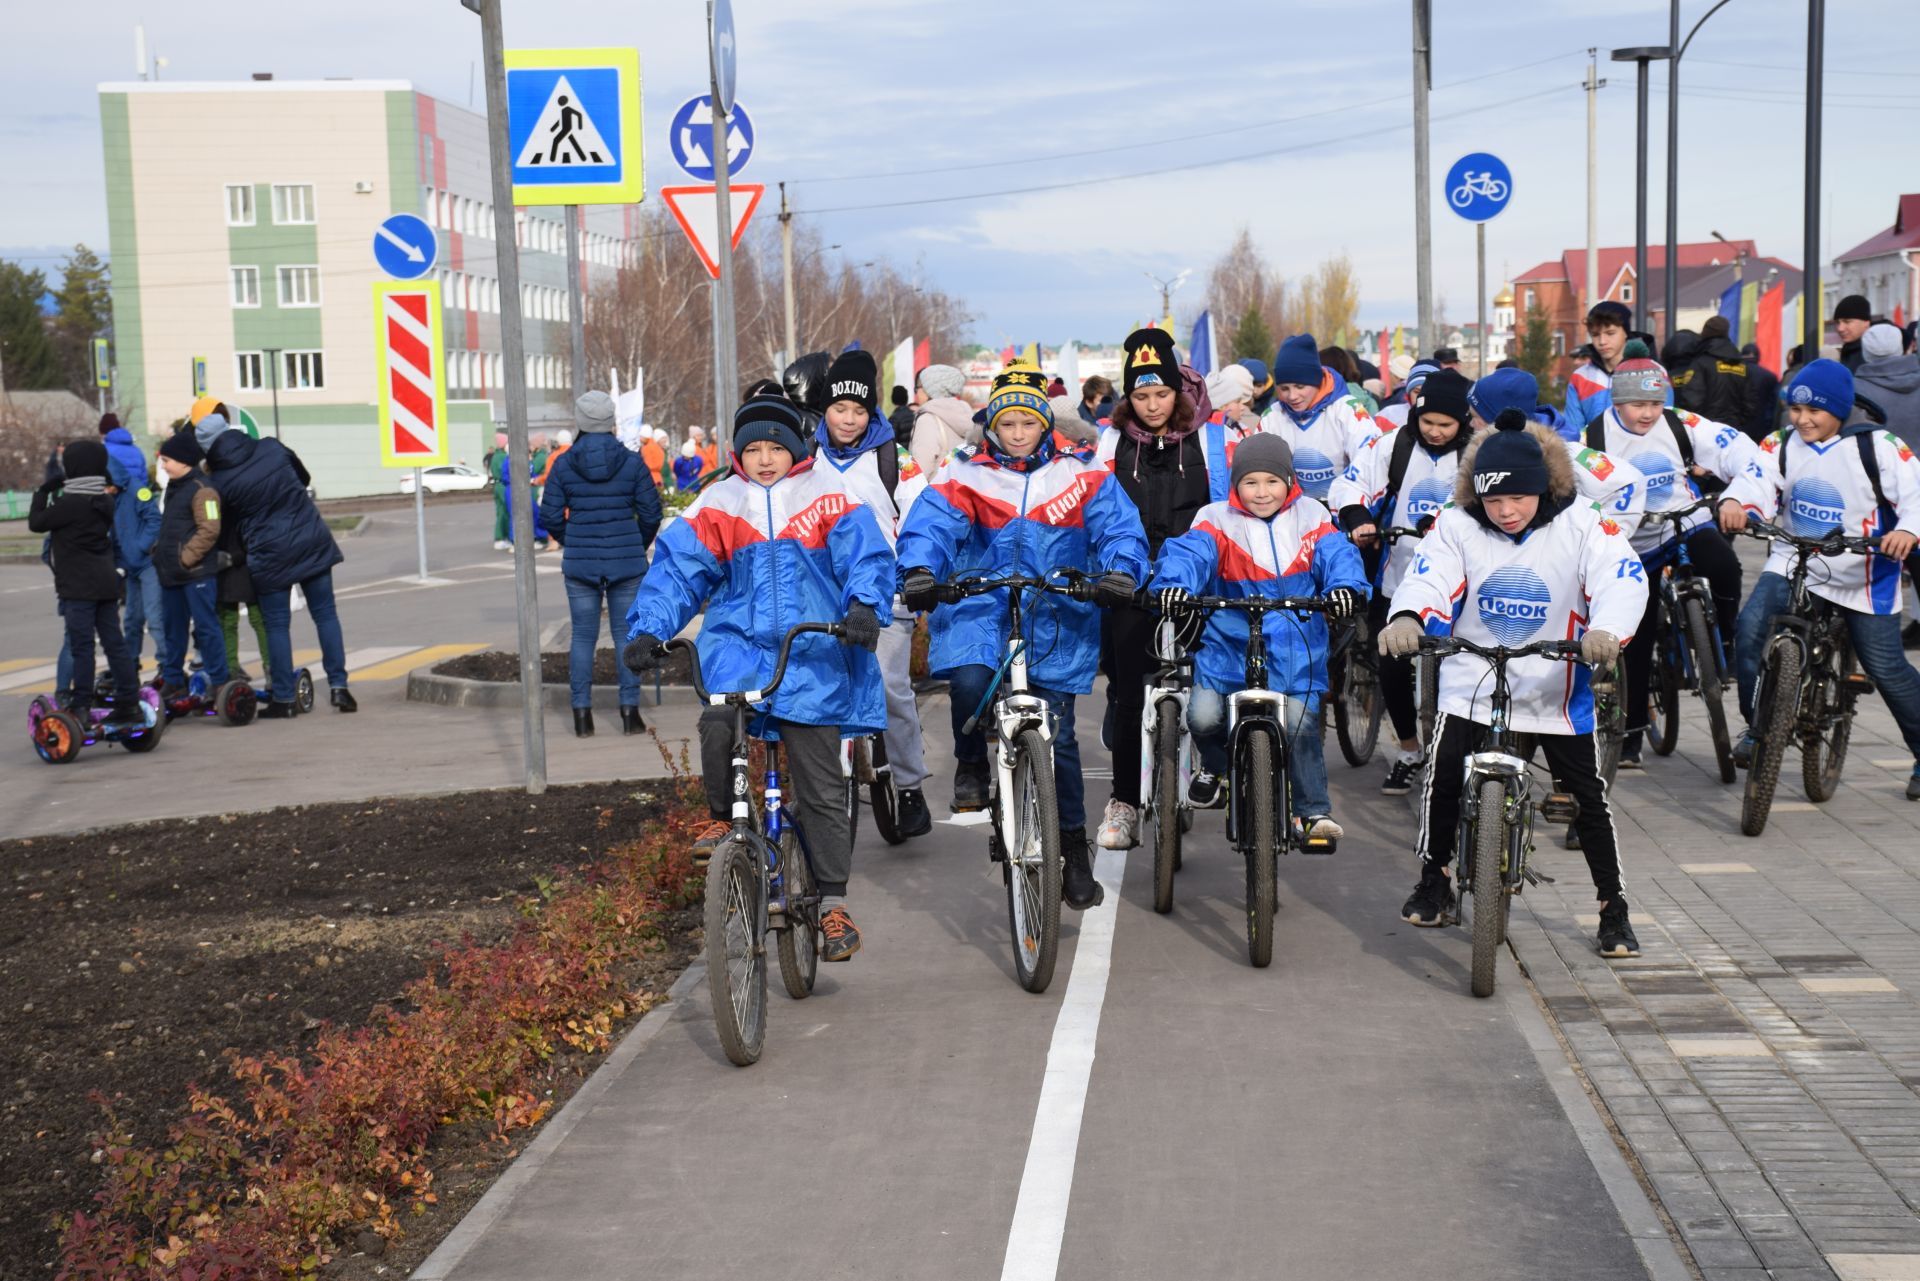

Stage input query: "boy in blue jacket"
[
  {"left": 623, "top": 395, "right": 894, "bottom": 963},
  {"left": 1150, "top": 435, "right": 1368, "bottom": 840}
]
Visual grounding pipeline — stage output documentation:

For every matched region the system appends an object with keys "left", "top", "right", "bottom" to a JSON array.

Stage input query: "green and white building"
[{"left": 98, "top": 77, "right": 642, "bottom": 497}]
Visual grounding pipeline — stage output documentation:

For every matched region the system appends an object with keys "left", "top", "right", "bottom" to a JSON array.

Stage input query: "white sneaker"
[
  {"left": 1096, "top": 799, "right": 1139, "bottom": 850},
  {"left": 1306, "top": 815, "right": 1344, "bottom": 840},
  {"left": 493, "top": 540, "right": 510, "bottom": 551}
]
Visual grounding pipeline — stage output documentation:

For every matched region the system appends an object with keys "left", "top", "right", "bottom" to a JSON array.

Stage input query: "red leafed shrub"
[{"left": 56, "top": 787, "right": 704, "bottom": 1280}]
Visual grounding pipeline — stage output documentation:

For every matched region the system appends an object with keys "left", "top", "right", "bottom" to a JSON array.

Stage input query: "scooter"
[
  {"left": 29, "top": 686, "right": 166, "bottom": 764},
  {"left": 157, "top": 668, "right": 258, "bottom": 726}
]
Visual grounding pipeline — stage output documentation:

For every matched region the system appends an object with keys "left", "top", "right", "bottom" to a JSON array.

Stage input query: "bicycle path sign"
[
  {"left": 1445, "top": 152, "right": 1512, "bottom": 222},
  {"left": 504, "top": 47, "right": 644, "bottom": 206}
]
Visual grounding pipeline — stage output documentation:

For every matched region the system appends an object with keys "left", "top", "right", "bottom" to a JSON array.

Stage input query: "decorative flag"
[
  {"left": 1057, "top": 341, "right": 1080, "bottom": 393},
  {"left": 1000, "top": 343, "right": 1017, "bottom": 365},
  {"left": 913, "top": 338, "right": 930, "bottom": 378},
  {"left": 1392, "top": 326, "right": 1406, "bottom": 359},
  {"left": 1189, "top": 310, "right": 1215, "bottom": 377},
  {"left": 882, "top": 335, "right": 914, "bottom": 404},
  {"left": 842, "top": 340, "right": 863, "bottom": 352},
  {"left": 1897, "top": 305, "right": 1907, "bottom": 329},
  {"left": 1718, "top": 280, "right": 1743, "bottom": 340},
  {"left": 610, "top": 365, "right": 645, "bottom": 452},
  {"left": 1378, "top": 331, "right": 1392, "bottom": 393},
  {"left": 1755, "top": 281, "right": 1785, "bottom": 374},
  {"left": 1020, "top": 341, "right": 1040, "bottom": 369},
  {"left": 1737, "top": 281, "right": 1759, "bottom": 347}
]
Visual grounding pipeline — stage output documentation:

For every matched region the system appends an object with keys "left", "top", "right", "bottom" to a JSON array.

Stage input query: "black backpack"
[
  {"left": 1775, "top": 429, "right": 1892, "bottom": 525},
  {"left": 1586, "top": 408, "right": 1695, "bottom": 470}
]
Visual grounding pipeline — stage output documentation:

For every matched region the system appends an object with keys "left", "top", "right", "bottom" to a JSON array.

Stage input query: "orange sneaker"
[
  {"left": 690, "top": 819, "right": 732, "bottom": 863},
  {"left": 820, "top": 906, "right": 862, "bottom": 962}
]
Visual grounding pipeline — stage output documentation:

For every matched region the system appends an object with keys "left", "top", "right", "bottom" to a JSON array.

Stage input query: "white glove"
[
  {"left": 1378, "top": 616, "right": 1425, "bottom": 658},
  {"left": 1157, "top": 586, "right": 1191, "bottom": 615},
  {"left": 1581, "top": 629, "right": 1621, "bottom": 667}
]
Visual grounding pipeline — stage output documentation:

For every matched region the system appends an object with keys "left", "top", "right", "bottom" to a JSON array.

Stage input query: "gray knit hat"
[
  {"left": 193, "top": 412, "right": 230, "bottom": 452},
  {"left": 574, "top": 390, "right": 617, "bottom": 434},
  {"left": 918, "top": 364, "right": 965, "bottom": 398},
  {"left": 1230, "top": 433, "right": 1294, "bottom": 489}
]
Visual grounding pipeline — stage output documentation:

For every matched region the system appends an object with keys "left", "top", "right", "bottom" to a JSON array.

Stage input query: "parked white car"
[{"left": 398, "top": 464, "right": 490, "bottom": 495}]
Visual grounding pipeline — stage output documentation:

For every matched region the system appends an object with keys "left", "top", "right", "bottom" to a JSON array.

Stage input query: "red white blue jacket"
[
  {"left": 1147, "top": 488, "right": 1368, "bottom": 706},
  {"left": 896, "top": 431, "right": 1149, "bottom": 694},
  {"left": 1255, "top": 368, "right": 1379, "bottom": 502},
  {"left": 625, "top": 458, "right": 895, "bottom": 733}
]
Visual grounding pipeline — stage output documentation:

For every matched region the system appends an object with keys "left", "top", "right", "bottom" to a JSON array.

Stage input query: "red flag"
[
  {"left": 914, "top": 338, "right": 930, "bottom": 374},
  {"left": 1000, "top": 343, "right": 1017, "bottom": 364},
  {"left": 1755, "top": 281, "right": 1786, "bottom": 374},
  {"left": 1378, "top": 332, "right": 1393, "bottom": 396},
  {"left": 1897, "top": 305, "right": 1907, "bottom": 329}
]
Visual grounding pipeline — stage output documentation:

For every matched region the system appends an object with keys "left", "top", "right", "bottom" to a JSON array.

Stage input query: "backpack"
[
  {"left": 1586, "top": 408, "right": 1695, "bottom": 470},
  {"left": 1776, "top": 429, "right": 1892, "bottom": 526}
]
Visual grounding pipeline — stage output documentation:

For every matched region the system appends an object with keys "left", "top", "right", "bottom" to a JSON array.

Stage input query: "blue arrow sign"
[
  {"left": 373, "top": 213, "right": 438, "bottom": 280},
  {"left": 1445, "top": 152, "right": 1513, "bottom": 223},
  {"left": 668, "top": 95, "right": 753, "bottom": 181}
]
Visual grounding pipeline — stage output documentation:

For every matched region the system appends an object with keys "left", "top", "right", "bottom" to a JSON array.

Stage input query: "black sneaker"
[
  {"left": 954, "top": 759, "right": 989, "bottom": 812},
  {"left": 1597, "top": 900, "right": 1640, "bottom": 958},
  {"left": 330, "top": 687, "right": 358, "bottom": 713},
  {"left": 1061, "top": 828, "right": 1104, "bottom": 910},
  {"left": 103, "top": 701, "right": 147, "bottom": 731},
  {"left": 820, "top": 906, "right": 861, "bottom": 961},
  {"left": 1401, "top": 866, "right": 1455, "bottom": 927},
  {"left": 1618, "top": 734, "right": 1643, "bottom": 770},
  {"left": 1187, "top": 770, "right": 1225, "bottom": 808},
  {"left": 1381, "top": 755, "right": 1422, "bottom": 795},
  {"left": 258, "top": 700, "right": 297, "bottom": 720},
  {"left": 896, "top": 787, "right": 933, "bottom": 838}
]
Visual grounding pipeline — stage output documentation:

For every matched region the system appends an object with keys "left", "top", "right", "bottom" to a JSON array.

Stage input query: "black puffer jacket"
[
  {"left": 205, "top": 431, "right": 342, "bottom": 594},
  {"left": 1664, "top": 331, "right": 1753, "bottom": 428},
  {"left": 28, "top": 483, "right": 122, "bottom": 601}
]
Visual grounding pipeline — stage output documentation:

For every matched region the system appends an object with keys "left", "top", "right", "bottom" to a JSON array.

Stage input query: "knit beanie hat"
[
  {"left": 96, "top": 412, "right": 121, "bottom": 436},
  {"left": 731, "top": 395, "right": 808, "bottom": 461},
  {"left": 1403, "top": 359, "right": 1441, "bottom": 395},
  {"left": 574, "top": 389, "right": 617, "bottom": 434},
  {"left": 919, "top": 364, "right": 965, "bottom": 398},
  {"left": 986, "top": 365, "right": 1053, "bottom": 432},
  {"left": 1863, "top": 323, "right": 1904, "bottom": 362},
  {"left": 1270, "top": 333, "right": 1322, "bottom": 388},
  {"left": 1610, "top": 340, "right": 1672, "bottom": 403},
  {"left": 1834, "top": 294, "right": 1872, "bottom": 323},
  {"left": 1472, "top": 411, "right": 1550, "bottom": 498},
  {"left": 1782, "top": 359, "right": 1854, "bottom": 420},
  {"left": 1237, "top": 357, "right": 1272, "bottom": 391},
  {"left": 62, "top": 437, "right": 109, "bottom": 480},
  {"left": 1467, "top": 367, "right": 1540, "bottom": 424},
  {"left": 825, "top": 349, "right": 878, "bottom": 412},
  {"left": 158, "top": 428, "right": 204, "bottom": 466},
  {"left": 194, "top": 412, "right": 231, "bottom": 453},
  {"left": 1121, "top": 327, "right": 1179, "bottom": 396},
  {"left": 1410, "top": 367, "right": 1472, "bottom": 427},
  {"left": 1205, "top": 364, "right": 1255, "bottom": 408},
  {"left": 1230, "top": 433, "right": 1294, "bottom": 490}
]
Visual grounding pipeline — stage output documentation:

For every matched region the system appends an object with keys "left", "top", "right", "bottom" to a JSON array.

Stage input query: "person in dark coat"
[
  {"left": 151, "top": 430, "right": 231, "bottom": 696},
  {"left": 97, "top": 412, "right": 164, "bottom": 669},
  {"left": 1834, "top": 293, "right": 1873, "bottom": 372},
  {"left": 199, "top": 414, "right": 354, "bottom": 717},
  {"left": 886, "top": 385, "right": 915, "bottom": 448},
  {"left": 539, "top": 391, "right": 664, "bottom": 737},
  {"left": 1664, "top": 319, "right": 1752, "bottom": 428},
  {"left": 1739, "top": 343, "right": 1781, "bottom": 441},
  {"left": 28, "top": 438, "right": 143, "bottom": 726}
]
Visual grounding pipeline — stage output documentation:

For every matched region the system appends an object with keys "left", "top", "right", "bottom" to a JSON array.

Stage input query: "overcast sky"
[{"left": 3, "top": 0, "right": 1915, "bottom": 347}]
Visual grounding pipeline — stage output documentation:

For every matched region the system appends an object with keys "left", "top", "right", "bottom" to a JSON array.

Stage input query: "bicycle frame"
[
  {"left": 1139, "top": 614, "right": 1194, "bottom": 828},
  {"left": 1650, "top": 501, "right": 1729, "bottom": 690},
  {"left": 1743, "top": 518, "right": 1877, "bottom": 699}
]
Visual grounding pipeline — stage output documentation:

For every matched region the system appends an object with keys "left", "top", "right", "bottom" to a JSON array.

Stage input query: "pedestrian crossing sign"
[{"left": 504, "top": 47, "right": 644, "bottom": 207}]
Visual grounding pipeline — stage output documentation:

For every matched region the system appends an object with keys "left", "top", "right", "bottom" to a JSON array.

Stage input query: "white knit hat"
[
  {"left": 919, "top": 364, "right": 965, "bottom": 398},
  {"left": 1205, "top": 364, "right": 1255, "bottom": 407}
]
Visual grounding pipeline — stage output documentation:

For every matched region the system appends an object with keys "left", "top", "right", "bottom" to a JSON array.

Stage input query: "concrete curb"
[
  {"left": 405, "top": 666, "right": 700, "bottom": 713},
  {"left": 329, "top": 513, "right": 372, "bottom": 538},
  {"left": 410, "top": 960, "right": 706, "bottom": 1281}
]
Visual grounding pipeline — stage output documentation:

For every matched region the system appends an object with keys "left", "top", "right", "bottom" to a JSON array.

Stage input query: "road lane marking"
[
  {"left": 0, "top": 657, "right": 46, "bottom": 675},
  {"left": 0, "top": 663, "right": 58, "bottom": 692},
  {"left": 999, "top": 848, "right": 1126, "bottom": 1281},
  {"left": 350, "top": 644, "right": 484, "bottom": 682}
]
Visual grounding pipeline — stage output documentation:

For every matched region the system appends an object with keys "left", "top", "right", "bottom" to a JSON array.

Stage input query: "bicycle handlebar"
[
  {"left": 1153, "top": 593, "right": 1331, "bottom": 616},
  {"left": 933, "top": 568, "right": 1100, "bottom": 605},
  {"left": 662, "top": 621, "right": 843, "bottom": 706},
  {"left": 1380, "top": 525, "right": 1426, "bottom": 543},
  {"left": 1417, "top": 636, "right": 1583, "bottom": 663},
  {"left": 1737, "top": 516, "right": 1881, "bottom": 557},
  {"left": 1647, "top": 496, "right": 1721, "bottom": 528}
]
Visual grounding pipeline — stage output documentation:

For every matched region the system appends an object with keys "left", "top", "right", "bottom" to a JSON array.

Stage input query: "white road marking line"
[
  {"left": 999, "top": 848, "right": 1126, "bottom": 1281},
  {"left": 0, "top": 663, "right": 59, "bottom": 692},
  {"left": 942, "top": 812, "right": 992, "bottom": 827}
]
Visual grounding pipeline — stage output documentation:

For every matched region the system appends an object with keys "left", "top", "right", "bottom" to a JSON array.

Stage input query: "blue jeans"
[
  {"left": 62, "top": 598, "right": 137, "bottom": 702},
  {"left": 1188, "top": 686, "right": 1330, "bottom": 820},
  {"left": 564, "top": 573, "right": 642, "bottom": 708},
  {"left": 257, "top": 569, "right": 348, "bottom": 704},
  {"left": 948, "top": 664, "right": 1085, "bottom": 830},
  {"left": 160, "top": 577, "right": 229, "bottom": 687},
  {"left": 1736, "top": 571, "right": 1920, "bottom": 761},
  {"left": 121, "top": 563, "right": 164, "bottom": 668}
]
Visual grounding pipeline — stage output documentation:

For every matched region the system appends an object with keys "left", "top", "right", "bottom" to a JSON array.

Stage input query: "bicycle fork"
[
  {"left": 1141, "top": 683, "right": 1190, "bottom": 823},
  {"left": 988, "top": 694, "right": 1054, "bottom": 863},
  {"left": 1458, "top": 752, "right": 1536, "bottom": 901}
]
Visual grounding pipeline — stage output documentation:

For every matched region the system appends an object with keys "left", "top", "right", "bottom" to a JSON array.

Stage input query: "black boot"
[
  {"left": 1062, "top": 828, "right": 1104, "bottom": 910},
  {"left": 619, "top": 705, "right": 644, "bottom": 735},
  {"left": 330, "top": 687, "right": 357, "bottom": 713},
  {"left": 896, "top": 787, "right": 932, "bottom": 838},
  {"left": 573, "top": 708, "right": 595, "bottom": 738},
  {"left": 954, "top": 758, "right": 989, "bottom": 812},
  {"left": 258, "top": 700, "right": 297, "bottom": 720}
]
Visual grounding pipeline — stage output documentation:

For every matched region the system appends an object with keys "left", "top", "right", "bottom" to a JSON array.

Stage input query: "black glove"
[
  {"left": 840, "top": 602, "right": 881, "bottom": 651},
  {"left": 901, "top": 567, "right": 938, "bottom": 613},
  {"left": 1093, "top": 571, "right": 1137, "bottom": 608},
  {"left": 1414, "top": 513, "right": 1437, "bottom": 536},
  {"left": 623, "top": 633, "right": 664, "bottom": 673},
  {"left": 1157, "top": 586, "right": 1191, "bottom": 615},
  {"left": 1324, "top": 587, "right": 1363, "bottom": 622}
]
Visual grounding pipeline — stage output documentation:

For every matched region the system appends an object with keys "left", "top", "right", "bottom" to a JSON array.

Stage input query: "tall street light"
[
  {"left": 1662, "top": 0, "right": 1735, "bottom": 343},
  {"left": 1803, "top": 0, "right": 1826, "bottom": 360},
  {"left": 1612, "top": 46, "right": 1671, "bottom": 335}
]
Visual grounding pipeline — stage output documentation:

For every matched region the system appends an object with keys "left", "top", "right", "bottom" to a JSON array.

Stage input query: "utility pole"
[
  {"left": 1585, "top": 50, "right": 1604, "bottom": 308},
  {"left": 1803, "top": 0, "right": 1825, "bottom": 359},
  {"left": 707, "top": 1, "right": 740, "bottom": 452},
  {"left": 1612, "top": 47, "right": 1670, "bottom": 335},
  {"left": 1663, "top": 0, "right": 1681, "bottom": 344},
  {"left": 263, "top": 346, "right": 283, "bottom": 440},
  {"left": 1412, "top": 0, "right": 1434, "bottom": 356},
  {"left": 779, "top": 182, "right": 795, "bottom": 369},
  {"left": 564, "top": 207, "right": 587, "bottom": 398},
  {"left": 465, "top": 0, "right": 546, "bottom": 793}
]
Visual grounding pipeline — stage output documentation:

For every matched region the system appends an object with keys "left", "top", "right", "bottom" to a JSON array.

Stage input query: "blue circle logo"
[
  {"left": 1786, "top": 479, "right": 1847, "bottom": 537},
  {"left": 1405, "top": 477, "right": 1451, "bottom": 523},
  {"left": 1293, "top": 447, "right": 1337, "bottom": 498},
  {"left": 1632, "top": 451, "right": 1677, "bottom": 503},
  {"left": 1476, "top": 565, "right": 1552, "bottom": 645}
]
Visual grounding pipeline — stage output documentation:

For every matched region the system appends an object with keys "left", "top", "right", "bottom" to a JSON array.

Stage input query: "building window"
[
  {"left": 1523, "top": 287, "right": 1536, "bottom": 311},
  {"left": 1552, "top": 331, "right": 1567, "bottom": 357},
  {"left": 1621, "top": 284, "right": 1634, "bottom": 303},
  {"left": 272, "top": 183, "right": 316, "bottom": 225},
  {"left": 278, "top": 265, "right": 321, "bottom": 307},
  {"left": 225, "top": 184, "right": 255, "bottom": 226},
  {"left": 282, "top": 349, "right": 325, "bottom": 390},
  {"left": 230, "top": 266, "right": 260, "bottom": 308},
  {"left": 235, "top": 351, "right": 265, "bottom": 391}
]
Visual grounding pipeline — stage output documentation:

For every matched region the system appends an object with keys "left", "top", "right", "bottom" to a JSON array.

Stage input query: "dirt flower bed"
[
  {"left": 435, "top": 646, "right": 695, "bottom": 687},
  {"left": 0, "top": 780, "right": 702, "bottom": 1280}
]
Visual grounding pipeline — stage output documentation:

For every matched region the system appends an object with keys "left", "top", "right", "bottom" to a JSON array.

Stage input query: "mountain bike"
[
  {"left": 1417, "top": 635, "right": 1585, "bottom": 998},
  {"left": 850, "top": 734, "right": 904, "bottom": 845},
  {"left": 936, "top": 568, "right": 1112, "bottom": 993},
  {"left": 1137, "top": 607, "right": 1197, "bottom": 915},
  {"left": 1161, "top": 592, "right": 1336, "bottom": 968},
  {"left": 1641, "top": 499, "right": 1737, "bottom": 782},
  {"left": 655, "top": 621, "right": 840, "bottom": 1067},
  {"left": 1330, "top": 525, "right": 1423, "bottom": 767},
  {"left": 1734, "top": 518, "right": 1880, "bottom": 837}
]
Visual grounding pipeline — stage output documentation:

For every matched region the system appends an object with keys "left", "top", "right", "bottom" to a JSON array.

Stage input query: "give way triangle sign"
[{"left": 660, "top": 183, "right": 765, "bottom": 279}]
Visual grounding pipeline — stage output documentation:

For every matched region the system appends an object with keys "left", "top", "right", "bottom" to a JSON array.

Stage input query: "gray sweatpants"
[
  {"left": 877, "top": 606, "right": 929, "bottom": 789},
  {"left": 699, "top": 708, "right": 854, "bottom": 896}
]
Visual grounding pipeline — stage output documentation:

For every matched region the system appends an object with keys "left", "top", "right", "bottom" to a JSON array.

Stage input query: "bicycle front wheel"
[
  {"left": 1684, "top": 596, "right": 1736, "bottom": 783},
  {"left": 1005, "top": 730, "right": 1063, "bottom": 993},
  {"left": 1151, "top": 697, "right": 1182, "bottom": 915},
  {"left": 1243, "top": 727, "right": 1278, "bottom": 969},
  {"left": 1417, "top": 652, "right": 1440, "bottom": 750},
  {"left": 864, "top": 736, "right": 906, "bottom": 846},
  {"left": 775, "top": 826, "right": 819, "bottom": 1000},
  {"left": 1469, "top": 778, "right": 1507, "bottom": 999},
  {"left": 704, "top": 839, "right": 767, "bottom": 1066},
  {"left": 1742, "top": 637, "right": 1801, "bottom": 837},
  {"left": 1648, "top": 606, "right": 1681, "bottom": 757},
  {"left": 1593, "top": 661, "right": 1627, "bottom": 786},
  {"left": 1334, "top": 629, "right": 1384, "bottom": 767},
  {"left": 1801, "top": 646, "right": 1853, "bottom": 803}
]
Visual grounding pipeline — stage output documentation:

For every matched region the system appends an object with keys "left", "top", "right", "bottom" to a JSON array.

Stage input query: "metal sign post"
[
  {"left": 413, "top": 467, "right": 429, "bottom": 580},
  {"left": 1444, "top": 151, "right": 1514, "bottom": 380},
  {"left": 565, "top": 209, "right": 587, "bottom": 398},
  {"left": 707, "top": 2, "right": 739, "bottom": 452}
]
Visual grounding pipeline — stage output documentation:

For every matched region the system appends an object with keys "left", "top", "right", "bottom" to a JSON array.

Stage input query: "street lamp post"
[
  {"left": 1612, "top": 46, "right": 1671, "bottom": 336},
  {"left": 1804, "top": 0, "right": 1826, "bottom": 360},
  {"left": 1662, "top": 0, "right": 1735, "bottom": 344},
  {"left": 262, "top": 346, "right": 283, "bottom": 440}
]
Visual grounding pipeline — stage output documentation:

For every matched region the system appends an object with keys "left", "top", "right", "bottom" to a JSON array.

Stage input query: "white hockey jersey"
[
  {"left": 1388, "top": 499, "right": 1648, "bottom": 734},
  {"left": 1579, "top": 407, "right": 1764, "bottom": 556},
  {"left": 1722, "top": 425, "right": 1920, "bottom": 615},
  {"left": 1258, "top": 390, "right": 1379, "bottom": 503}
]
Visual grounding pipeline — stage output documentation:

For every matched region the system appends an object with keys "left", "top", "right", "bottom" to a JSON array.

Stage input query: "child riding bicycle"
[
  {"left": 1378, "top": 410, "right": 1649, "bottom": 958},
  {"left": 1150, "top": 434, "right": 1368, "bottom": 841}
]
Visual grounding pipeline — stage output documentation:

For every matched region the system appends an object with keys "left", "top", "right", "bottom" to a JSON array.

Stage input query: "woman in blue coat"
[{"left": 539, "top": 391, "right": 664, "bottom": 736}]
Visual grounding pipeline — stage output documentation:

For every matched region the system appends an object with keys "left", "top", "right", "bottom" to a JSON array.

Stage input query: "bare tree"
[{"left": 1297, "top": 253, "right": 1361, "bottom": 345}]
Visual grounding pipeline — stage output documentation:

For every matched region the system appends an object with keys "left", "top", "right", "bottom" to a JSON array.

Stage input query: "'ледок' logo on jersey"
[
  {"left": 1785, "top": 479, "right": 1846, "bottom": 538},
  {"left": 1476, "top": 565, "right": 1552, "bottom": 644},
  {"left": 1292, "top": 447, "right": 1337, "bottom": 497},
  {"left": 1632, "top": 451, "right": 1676, "bottom": 502}
]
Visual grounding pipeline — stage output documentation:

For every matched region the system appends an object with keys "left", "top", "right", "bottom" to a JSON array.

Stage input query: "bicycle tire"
[
  {"left": 1593, "top": 661, "right": 1626, "bottom": 786},
  {"left": 1244, "top": 728, "right": 1278, "bottom": 969},
  {"left": 1801, "top": 641, "right": 1853, "bottom": 803},
  {"left": 1684, "top": 596, "right": 1736, "bottom": 784},
  {"left": 1741, "top": 638, "right": 1801, "bottom": 837},
  {"left": 1334, "top": 628, "right": 1385, "bottom": 767},
  {"left": 864, "top": 736, "right": 906, "bottom": 846},
  {"left": 775, "top": 826, "right": 819, "bottom": 1000},
  {"left": 704, "top": 839, "right": 767, "bottom": 1066},
  {"left": 1151, "top": 697, "right": 1181, "bottom": 914},
  {"left": 1469, "top": 778, "right": 1507, "bottom": 999},
  {"left": 1418, "top": 652, "right": 1440, "bottom": 749},
  {"left": 1005, "top": 730, "right": 1063, "bottom": 993},
  {"left": 1648, "top": 605, "right": 1681, "bottom": 757}
]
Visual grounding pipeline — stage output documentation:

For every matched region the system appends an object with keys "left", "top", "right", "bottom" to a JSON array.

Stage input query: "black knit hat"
[
  {"left": 824, "top": 349, "right": 878, "bottom": 413},
  {"left": 158, "top": 428, "right": 204, "bottom": 466},
  {"left": 1834, "top": 294, "right": 1872, "bottom": 323},
  {"left": 1472, "top": 410, "right": 1549, "bottom": 497},
  {"left": 1121, "top": 327, "right": 1178, "bottom": 396},
  {"left": 732, "top": 395, "right": 808, "bottom": 462},
  {"left": 61, "top": 437, "right": 109, "bottom": 480},
  {"left": 1410, "top": 367, "right": 1471, "bottom": 428}
]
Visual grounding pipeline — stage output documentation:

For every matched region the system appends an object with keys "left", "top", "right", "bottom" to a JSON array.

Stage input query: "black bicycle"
[
  {"left": 655, "top": 622, "right": 840, "bottom": 1066},
  {"left": 1138, "top": 608, "right": 1197, "bottom": 915},
  {"left": 1735, "top": 517, "right": 1880, "bottom": 837},
  {"left": 1331, "top": 524, "right": 1426, "bottom": 767},
  {"left": 1642, "top": 499, "right": 1736, "bottom": 782}
]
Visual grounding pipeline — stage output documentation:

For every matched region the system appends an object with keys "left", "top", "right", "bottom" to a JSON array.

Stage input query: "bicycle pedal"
[
  {"left": 1540, "top": 793, "right": 1578, "bottom": 823},
  {"left": 1522, "top": 867, "right": 1556, "bottom": 887},
  {"left": 1303, "top": 836, "right": 1337, "bottom": 855},
  {"left": 1844, "top": 672, "right": 1875, "bottom": 694}
]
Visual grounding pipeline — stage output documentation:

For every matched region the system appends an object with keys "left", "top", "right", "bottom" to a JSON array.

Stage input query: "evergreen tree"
[
  {"left": 0, "top": 260, "right": 61, "bottom": 391},
  {"left": 50, "top": 245, "right": 111, "bottom": 400},
  {"left": 1231, "top": 304, "right": 1273, "bottom": 364},
  {"left": 1514, "top": 301, "right": 1557, "bottom": 395}
]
